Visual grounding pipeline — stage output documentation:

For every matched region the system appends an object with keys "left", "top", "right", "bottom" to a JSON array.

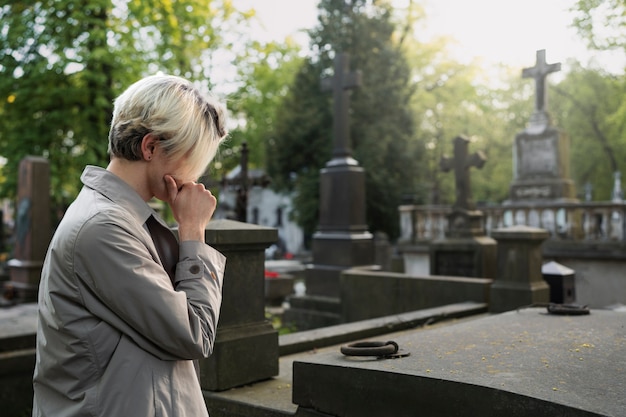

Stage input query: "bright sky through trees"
[{"left": 233, "top": 0, "right": 624, "bottom": 76}]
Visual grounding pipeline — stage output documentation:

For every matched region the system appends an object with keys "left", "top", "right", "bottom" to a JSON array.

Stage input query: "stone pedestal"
[
  {"left": 286, "top": 53, "right": 375, "bottom": 330},
  {"left": 306, "top": 162, "right": 374, "bottom": 296},
  {"left": 196, "top": 219, "right": 279, "bottom": 391},
  {"left": 429, "top": 209, "right": 497, "bottom": 279},
  {"left": 430, "top": 236, "right": 497, "bottom": 279},
  {"left": 6, "top": 157, "right": 51, "bottom": 303},
  {"left": 286, "top": 162, "right": 375, "bottom": 330},
  {"left": 509, "top": 127, "right": 577, "bottom": 202},
  {"left": 490, "top": 225, "right": 550, "bottom": 313}
]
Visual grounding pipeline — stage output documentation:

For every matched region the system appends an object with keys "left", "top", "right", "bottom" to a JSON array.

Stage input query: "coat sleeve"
[{"left": 73, "top": 213, "right": 225, "bottom": 360}]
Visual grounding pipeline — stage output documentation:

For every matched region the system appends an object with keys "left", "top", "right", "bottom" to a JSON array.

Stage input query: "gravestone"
[
  {"left": 285, "top": 53, "right": 375, "bottom": 330},
  {"left": 5, "top": 157, "right": 51, "bottom": 303},
  {"left": 430, "top": 136, "right": 496, "bottom": 278},
  {"left": 190, "top": 219, "right": 280, "bottom": 391},
  {"left": 509, "top": 50, "right": 577, "bottom": 202}
]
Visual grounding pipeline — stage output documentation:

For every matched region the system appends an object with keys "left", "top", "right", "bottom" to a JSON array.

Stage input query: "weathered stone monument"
[
  {"left": 195, "top": 219, "right": 279, "bottom": 391},
  {"left": 430, "top": 136, "right": 497, "bottom": 278},
  {"left": 285, "top": 52, "right": 376, "bottom": 329},
  {"left": 509, "top": 49, "right": 577, "bottom": 202},
  {"left": 5, "top": 156, "right": 51, "bottom": 303}
]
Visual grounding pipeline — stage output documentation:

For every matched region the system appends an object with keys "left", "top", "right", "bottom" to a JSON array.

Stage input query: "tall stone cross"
[
  {"left": 522, "top": 49, "right": 561, "bottom": 128},
  {"left": 440, "top": 136, "right": 486, "bottom": 211},
  {"left": 206, "top": 142, "right": 269, "bottom": 223},
  {"left": 321, "top": 53, "right": 362, "bottom": 164}
]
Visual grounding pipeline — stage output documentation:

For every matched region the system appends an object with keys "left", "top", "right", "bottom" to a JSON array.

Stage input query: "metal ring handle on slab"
[
  {"left": 341, "top": 340, "right": 403, "bottom": 358},
  {"left": 547, "top": 303, "right": 590, "bottom": 315}
]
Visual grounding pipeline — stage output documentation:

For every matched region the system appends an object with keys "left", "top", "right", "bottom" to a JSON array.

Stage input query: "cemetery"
[{"left": 0, "top": 39, "right": 625, "bottom": 417}]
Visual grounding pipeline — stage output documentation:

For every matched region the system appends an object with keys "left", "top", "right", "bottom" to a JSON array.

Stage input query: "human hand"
[{"left": 164, "top": 175, "right": 216, "bottom": 242}]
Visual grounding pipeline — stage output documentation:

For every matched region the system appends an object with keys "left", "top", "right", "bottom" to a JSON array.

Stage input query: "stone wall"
[{"left": 340, "top": 269, "right": 491, "bottom": 322}]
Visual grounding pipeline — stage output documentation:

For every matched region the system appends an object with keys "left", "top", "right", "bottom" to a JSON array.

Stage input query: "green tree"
[
  {"left": 0, "top": 0, "right": 246, "bottom": 214},
  {"left": 569, "top": 0, "right": 626, "bottom": 201},
  {"left": 551, "top": 62, "right": 626, "bottom": 200},
  {"left": 401, "top": 29, "right": 532, "bottom": 207},
  {"left": 571, "top": 0, "right": 626, "bottom": 51},
  {"left": 223, "top": 39, "right": 304, "bottom": 176},
  {"left": 268, "top": 0, "right": 421, "bottom": 242}
]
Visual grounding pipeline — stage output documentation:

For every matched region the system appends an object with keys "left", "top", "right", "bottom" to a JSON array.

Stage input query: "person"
[{"left": 32, "top": 74, "right": 229, "bottom": 417}]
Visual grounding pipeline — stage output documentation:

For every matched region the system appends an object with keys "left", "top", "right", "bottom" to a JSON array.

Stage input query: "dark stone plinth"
[
  {"left": 293, "top": 308, "right": 626, "bottom": 417},
  {"left": 306, "top": 232, "right": 375, "bottom": 297},
  {"left": 283, "top": 295, "right": 342, "bottom": 331},
  {"left": 291, "top": 232, "right": 375, "bottom": 330},
  {"left": 490, "top": 225, "right": 550, "bottom": 313},
  {"left": 0, "top": 303, "right": 38, "bottom": 416},
  {"left": 200, "top": 322, "right": 277, "bottom": 392},
  {"left": 197, "top": 219, "right": 280, "bottom": 391},
  {"left": 317, "top": 164, "right": 368, "bottom": 233},
  {"left": 429, "top": 236, "right": 497, "bottom": 278}
]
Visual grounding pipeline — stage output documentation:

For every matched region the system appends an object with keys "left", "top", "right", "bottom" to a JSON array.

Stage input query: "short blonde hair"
[{"left": 108, "top": 74, "right": 228, "bottom": 179}]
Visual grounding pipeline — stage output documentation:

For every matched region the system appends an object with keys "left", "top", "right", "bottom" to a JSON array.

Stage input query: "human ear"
[{"left": 140, "top": 134, "right": 158, "bottom": 161}]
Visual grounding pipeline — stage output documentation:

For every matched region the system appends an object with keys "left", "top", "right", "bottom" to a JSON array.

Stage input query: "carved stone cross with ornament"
[
  {"left": 522, "top": 49, "right": 561, "bottom": 132},
  {"left": 440, "top": 135, "right": 486, "bottom": 212}
]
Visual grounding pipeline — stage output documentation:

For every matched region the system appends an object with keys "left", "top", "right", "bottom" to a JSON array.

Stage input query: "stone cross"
[
  {"left": 522, "top": 49, "right": 561, "bottom": 128},
  {"left": 440, "top": 136, "right": 486, "bottom": 211},
  {"left": 207, "top": 142, "right": 269, "bottom": 223},
  {"left": 321, "top": 53, "right": 362, "bottom": 163}
]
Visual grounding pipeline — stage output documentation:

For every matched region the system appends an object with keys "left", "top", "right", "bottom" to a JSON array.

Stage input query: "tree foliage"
[
  {"left": 551, "top": 62, "right": 626, "bottom": 200},
  {"left": 0, "top": 0, "right": 245, "bottom": 213},
  {"left": 268, "top": 0, "right": 422, "bottom": 241},
  {"left": 223, "top": 39, "right": 305, "bottom": 176},
  {"left": 571, "top": 0, "right": 626, "bottom": 51}
]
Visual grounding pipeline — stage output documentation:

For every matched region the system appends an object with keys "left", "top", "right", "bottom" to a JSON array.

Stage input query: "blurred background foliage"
[{"left": 0, "top": 0, "right": 624, "bottom": 243}]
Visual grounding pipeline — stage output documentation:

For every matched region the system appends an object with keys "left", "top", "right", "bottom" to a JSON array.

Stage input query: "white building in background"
[{"left": 212, "top": 166, "right": 304, "bottom": 258}]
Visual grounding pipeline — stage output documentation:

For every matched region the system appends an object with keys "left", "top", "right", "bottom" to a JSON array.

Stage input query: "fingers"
[{"left": 164, "top": 175, "right": 179, "bottom": 203}]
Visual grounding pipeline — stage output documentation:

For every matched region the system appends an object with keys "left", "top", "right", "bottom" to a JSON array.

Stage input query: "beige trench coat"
[{"left": 32, "top": 166, "right": 225, "bottom": 417}]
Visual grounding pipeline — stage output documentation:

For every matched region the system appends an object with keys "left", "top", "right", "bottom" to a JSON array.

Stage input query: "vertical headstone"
[
  {"left": 490, "top": 225, "right": 551, "bottom": 313},
  {"left": 430, "top": 136, "right": 497, "bottom": 278},
  {"left": 285, "top": 53, "right": 375, "bottom": 330},
  {"left": 6, "top": 157, "right": 51, "bottom": 303},
  {"left": 509, "top": 50, "right": 577, "bottom": 202},
  {"left": 196, "top": 219, "right": 279, "bottom": 391}
]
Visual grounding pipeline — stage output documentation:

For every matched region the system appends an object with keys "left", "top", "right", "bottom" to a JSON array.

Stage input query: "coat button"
[{"left": 189, "top": 265, "right": 201, "bottom": 274}]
